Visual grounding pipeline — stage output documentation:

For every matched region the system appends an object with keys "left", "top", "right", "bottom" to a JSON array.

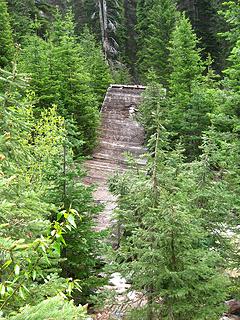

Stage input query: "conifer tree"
[
  {"left": 192, "top": 129, "right": 240, "bottom": 258},
  {"left": 110, "top": 119, "right": 230, "bottom": 319},
  {"left": 18, "top": 35, "right": 52, "bottom": 109},
  {"left": 71, "top": 0, "right": 89, "bottom": 34},
  {"left": 0, "top": 0, "right": 14, "bottom": 69},
  {"left": 205, "top": 1, "right": 240, "bottom": 131},
  {"left": 138, "top": 81, "right": 168, "bottom": 142},
  {"left": 139, "top": 80, "right": 217, "bottom": 160},
  {"left": 137, "top": 0, "right": 178, "bottom": 85},
  {"left": 177, "top": 0, "right": 228, "bottom": 72},
  {"left": 0, "top": 66, "right": 70, "bottom": 314},
  {"left": 121, "top": 0, "right": 138, "bottom": 79},
  {"left": 19, "top": 11, "right": 101, "bottom": 154},
  {"left": 222, "top": 1, "right": 240, "bottom": 97},
  {"left": 6, "top": 0, "right": 55, "bottom": 42},
  {"left": 104, "top": 0, "right": 125, "bottom": 61},
  {"left": 224, "top": 39, "right": 240, "bottom": 94},
  {"left": 81, "top": 0, "right": 125, "bottom": 62},
  {"left": 7, "top": 296, "right": 87, "bottom": 320},
  {"left": 49, "top": 11, "right": 100, "bottom": 154},
  {"left": 168, "top": 14, "right": 204, "bottom": 101},
  {"left": 165, "top": 14, "right": 216, "bottom": 158},
  {"left": 220, "top": 0, "right": 240, "bottom": 46},
  {"left": 17, "top": 27, "right": 105, "bottom": 302},
  {"left": 78, "top": 27, "right": 112, "bottom": 106},
  {"left": 136, "top": 0, "right": 155, "bottom": 45},
  {"left": 0, "top": 59, "right": 103, "bottom": 315}
]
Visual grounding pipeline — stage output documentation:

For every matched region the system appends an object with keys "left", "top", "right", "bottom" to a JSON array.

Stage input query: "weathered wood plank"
[{"left": 84, "top": 84, "right": 145, "bottom": 231}]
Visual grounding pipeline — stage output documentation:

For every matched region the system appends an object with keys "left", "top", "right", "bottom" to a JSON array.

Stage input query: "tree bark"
[{"left": 98, "top": 0, "right": 108, "bottom": 59}]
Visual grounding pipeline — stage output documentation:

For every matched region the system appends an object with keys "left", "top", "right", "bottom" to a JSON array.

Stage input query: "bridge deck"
[{"left": 84, "top": 84, "right": 146, "bottom": 231}]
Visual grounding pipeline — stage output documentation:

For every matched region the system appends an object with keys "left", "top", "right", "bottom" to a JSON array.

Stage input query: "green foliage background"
[{"left": 0, "top": 0, "right": 240, "bottom": 319}]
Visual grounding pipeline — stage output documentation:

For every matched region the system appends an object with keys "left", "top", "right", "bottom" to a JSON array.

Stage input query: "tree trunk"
[
  {"left": 124, "top": 0, "right": 138, "bottom": 81},
  {"left": 98, "top": 0, "right": 108, "bottom": 59}
]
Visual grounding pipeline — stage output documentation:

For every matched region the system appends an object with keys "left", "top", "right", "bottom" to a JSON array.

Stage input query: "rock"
[
  {"left": 224, "top": 300, "right": 240, "bottom": 320},
  {"left": 226, "top": 300, "right": 240, "bottom": 314},
  {"left": 109, "top": 272, "right": 131, "bottom": 294}
]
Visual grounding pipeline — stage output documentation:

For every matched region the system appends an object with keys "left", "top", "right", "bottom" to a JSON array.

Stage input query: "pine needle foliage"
[
  {"left": 18, "top": 10, "right": 104, "bottom": 154},
  {"left": 222, "top": 0, "right": 240, "bottom": 97},
  {"left": 78, "top": 27, "right": 112, "bottom": 106},
  {"left": 168, "top": 14, "right": 204, "bottom": 101},
  {"left": 0, "top": 58, "right": 103, "bottom": 315},
  {"left": 0, "top": 0, "right": 14, "bottom": 69},
  {"left": 224, "top": 39, "right": 240, "bottom": 93},
  {"left": 137, "top": 0, "right": 178, "bottom": 85},
  {"left": 165, "top": 15, "right": 216, "bottom": 159},
  {"left": 109, "top": 123, "right": 230, "bottom": 319},
  {"left": 5, "top": 296, "right": 87, "bottom": 320}
]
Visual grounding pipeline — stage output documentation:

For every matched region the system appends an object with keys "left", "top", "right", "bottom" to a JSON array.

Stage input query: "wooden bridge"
[{"left": 84, "top": 84, "right": 146, "bottom": 231}]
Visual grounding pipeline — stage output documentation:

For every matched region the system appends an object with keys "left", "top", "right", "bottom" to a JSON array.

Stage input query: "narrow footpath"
[{"left": 84, "top": 84, "right": 146, "bottom": 231}]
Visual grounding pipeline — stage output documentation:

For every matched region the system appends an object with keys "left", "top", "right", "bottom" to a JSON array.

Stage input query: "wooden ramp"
[{"left": 84, "top": 84, "right": 146, "bottom": 231}]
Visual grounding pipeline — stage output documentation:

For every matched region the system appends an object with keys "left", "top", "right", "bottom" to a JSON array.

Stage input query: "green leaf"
[
  {"left": 1, "top": 259, "right": 12, "bottom": 270},
  {"left": 19, "top": 287, "right": 25, "bottom": 299},
  {"left": 67, "top": 281, "right": 74, "bottom": 296},
  {"left": 32, "top": 269, "right": 37, "bottom": 280},
  {"left": 65, "top": 224, "right": 72, "bottom": 231},
  {"left": 67, "top": 214, "right": 76, "bottom": 228},
  {"left": 40, "top": 244, "right": 47, "bottom": 253},
  {"left": 7, "top": 286, "right": 14, "bottom": 295},
  {"left": 22, "top": 285, "right": 30, "bottom": 293},
  {"left": 57, "top": 212, "right": 63, "bottom": 221},
  {"left": 51, "top": 229, "right": 56, "bottom": 236},
  {"left": 14, "top": 264, "right": 20, "bottom": 276},
  {"left": 58, "top": 235, "right": 66, "bottom": 245},
  {"left": 0, "top": 284, "right": 6, "bottom": 296},
  {"left": 52, "top": 241, "right": 61, "bottom": 255}
]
